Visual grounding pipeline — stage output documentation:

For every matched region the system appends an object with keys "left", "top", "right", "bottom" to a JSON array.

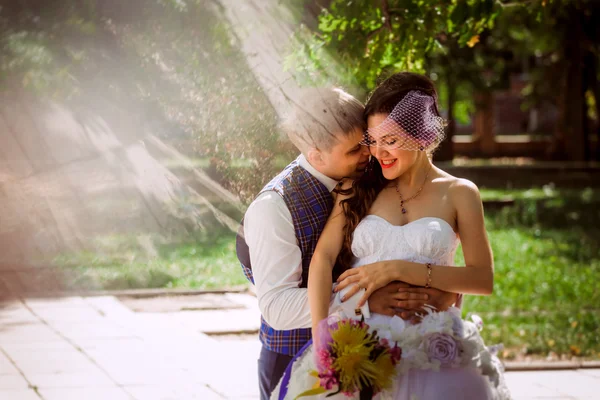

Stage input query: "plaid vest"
[{"left": 236, "top": 159, "right": 333, "bottom": 355}]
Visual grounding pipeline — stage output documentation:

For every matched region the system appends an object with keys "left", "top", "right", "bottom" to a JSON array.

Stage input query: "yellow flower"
[
  {"left": 330, "top": 322, "right": 375, "bottom": 391},
  {"left": 371, "top": 351, "right": 396, "bottom": 390},
  {"left": 467, "top": 35, "right": 480, "bottom": 48},
  {"left": 335, "top": 350, "right": 377, "bottom": 390}
]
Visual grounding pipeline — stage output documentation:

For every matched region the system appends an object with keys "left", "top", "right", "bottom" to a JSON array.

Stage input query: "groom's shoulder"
[
  {"left": 245, "top": 190, "right": 289, "bottom": 225},
  {"left": 246, "top": 163, "right": 299, "bottom": 214},
  {"left": 261, "top": 159, "right": 303, "bottom": 188}
]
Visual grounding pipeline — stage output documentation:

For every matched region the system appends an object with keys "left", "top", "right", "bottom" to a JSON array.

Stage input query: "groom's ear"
[{"left": 307, "top": 148, "right": 325, "bottom": 167}]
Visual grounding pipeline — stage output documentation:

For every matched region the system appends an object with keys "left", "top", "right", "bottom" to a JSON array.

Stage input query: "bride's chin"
[{"left": 382, "top": 169, "right": 401, "bottom": 180}]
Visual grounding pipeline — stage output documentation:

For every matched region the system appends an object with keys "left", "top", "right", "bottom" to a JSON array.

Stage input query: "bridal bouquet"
[
  {"left": 370, "top": 306, "right": 506, "bottom": 389},
  {"left": 297, "top": 317, "right": 402, "bottom": 400}
]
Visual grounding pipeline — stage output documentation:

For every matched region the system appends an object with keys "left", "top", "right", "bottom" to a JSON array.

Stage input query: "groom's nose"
[{"left": 361, "top": 145, "right": 370, "bottom": 156}]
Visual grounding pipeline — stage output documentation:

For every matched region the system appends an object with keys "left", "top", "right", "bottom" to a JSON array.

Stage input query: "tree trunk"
[
  {"left": 562, "top": 7, "right": 587, "bottom": 161},
  {"left": 434, "top": 71, "right": 455, "bottom": 162},
  {"left": 586, "top": 53, "right": 600, "bottom": 161},
  {"left": 473, "top": 91, "right": 495, "bottom": 157}
]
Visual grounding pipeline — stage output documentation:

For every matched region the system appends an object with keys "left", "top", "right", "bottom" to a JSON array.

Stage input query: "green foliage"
[
  {"left": 0, "top": 1, "right": 95, "bottom": 94},
  {"left": 286, "top": 0, "right": 501, "bottom": 89},
  {"left": 287, "top": 0, "right": 600, "bottom": 147},
  {"left": 119, "top": 0, "right": 295, "bottom": 203}
]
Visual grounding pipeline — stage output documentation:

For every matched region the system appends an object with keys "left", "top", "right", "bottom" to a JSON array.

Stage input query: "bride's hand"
[{"left": 334, "top": 262, "right": 392, "bottom": 307}]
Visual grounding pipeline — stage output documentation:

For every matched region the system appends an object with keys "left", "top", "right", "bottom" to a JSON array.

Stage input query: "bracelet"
[{"left": 425, "top": 263, "right": 432, "bottom": 288}]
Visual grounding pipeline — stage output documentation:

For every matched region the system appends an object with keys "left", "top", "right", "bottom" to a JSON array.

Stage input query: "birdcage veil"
[{"left": 360, "top": 90, "right": 446, "bottom": 152}]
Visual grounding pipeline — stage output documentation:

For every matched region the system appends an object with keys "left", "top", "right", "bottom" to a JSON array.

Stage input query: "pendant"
[{"left": 401, "top": 207, "right": 407, "bottom": 214}]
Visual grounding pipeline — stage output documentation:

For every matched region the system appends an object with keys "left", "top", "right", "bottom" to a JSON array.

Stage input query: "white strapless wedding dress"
[
  {"left": 272, "top": 215, "right": 511, "bottom": 400},
  {"left": 351, "top": 215, "right": 460, "bottom": 328}
]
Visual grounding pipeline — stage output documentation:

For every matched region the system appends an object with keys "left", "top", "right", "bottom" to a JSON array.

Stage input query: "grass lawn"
[
  {"left": 460, "top": 187, "right": 600, "bottom": 359},
  {"left": 54, "top": 230, "right": 249, "bottom": 291},
  {"left": 54, "top": 187, "right": 600, "bottom": 359}
]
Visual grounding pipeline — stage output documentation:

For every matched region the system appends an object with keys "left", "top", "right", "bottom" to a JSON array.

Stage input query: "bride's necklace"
[{"left": 395, "top": 165, "right": 432, "bottom": 214}]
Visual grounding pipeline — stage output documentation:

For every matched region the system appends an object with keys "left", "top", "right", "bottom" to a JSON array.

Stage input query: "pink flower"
[
  {"left": 319, "top": 370, "right": 338, "bottom": 390},
  {"left": 389, "top": 343, "right": 402, "bottom": 364},
  {"left": 424, "top": 333, "right": 462, "bottom": 366},
  {"left": 317, "top": 349, "right": 333, "bottom": 370}
]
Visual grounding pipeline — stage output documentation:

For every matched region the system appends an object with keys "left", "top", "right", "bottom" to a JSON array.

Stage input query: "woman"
[{"left": 272, "top": 72, "right": 510, "bottom": 400}]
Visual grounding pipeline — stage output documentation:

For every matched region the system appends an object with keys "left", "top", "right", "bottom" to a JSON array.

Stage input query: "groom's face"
[{"left": 318, "top": 127, "right": 370, "bottom": 181}]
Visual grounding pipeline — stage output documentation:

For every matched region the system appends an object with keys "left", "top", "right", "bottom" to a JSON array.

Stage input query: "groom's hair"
[{"left": 281, "top": 87, "right": 365, "bottom": 154}]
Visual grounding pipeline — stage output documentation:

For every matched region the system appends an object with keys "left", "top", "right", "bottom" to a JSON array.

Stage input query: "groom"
[{"left": 236, "top": 87, "right": 458, "bottom": 400}]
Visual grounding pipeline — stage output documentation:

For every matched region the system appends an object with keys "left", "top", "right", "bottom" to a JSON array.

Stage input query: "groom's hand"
[
  {"left": 369, "top": 282, "right": 429, "bottom": 317},
  {"left": 398, "top": 287, "right": 459, "bottom": 321}
]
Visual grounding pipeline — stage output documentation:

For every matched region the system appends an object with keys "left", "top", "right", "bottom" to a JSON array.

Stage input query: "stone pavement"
[{"left": 1, "top": 294, "right": 599, "bottom": 400}]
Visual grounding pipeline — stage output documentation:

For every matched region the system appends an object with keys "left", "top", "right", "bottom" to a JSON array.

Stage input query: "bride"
[{"left": 272, "top": 72, "right": 510, "bottom": 400}]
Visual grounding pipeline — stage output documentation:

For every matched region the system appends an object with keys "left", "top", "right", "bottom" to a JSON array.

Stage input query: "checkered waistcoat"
[{"left": 236, "top": 159, "right": 333, "bottom": 356}]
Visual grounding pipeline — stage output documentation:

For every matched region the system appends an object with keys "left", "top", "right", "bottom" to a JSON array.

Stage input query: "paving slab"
[
  {"left": 0, "top": 323, "right": 63, "bottom": 344},
  {"left": 505, "top": 369, "right": 600, "bottom": 399},
  {"left": 119, "top": 294, "right": 245, "bottom": 312},
  {"left": 30, "top": 305, "right": 108, "bottom": 323},
  {"left": 5, "top": 349, "right": 102, "bottom": 375},
  {"left": 83, "top": 296, "right": 137, "bottom": 322},
  {"left": 26, "top": 370, "right": 115, "bottom": 389},
  {"left": 0, "top": 303, "right": 39, "bottom": 325},
  {"left": 0, "top": 389, "right": 41, "bottom": 400},
  {"left": 51, "top": 321, "right": 135, "bottom": 341},
  {"left": 38, "top": 386, "right": 133, "bottom": 400},
  {"left": 580, "top": 369, "right": 600, "bottom": 378},
  {"left": 0, "top": 374, "right": 29, "bottom": 390},
  {"left": 0, "top": 351, "right": 19, "bottom": 375},
  {"left": 101, "top": 366, "right": 189, "bottom": 387},
  {"left": 125, "top": 384, "right": 225, "bottom": 400},
  {"left": 24, "top": 297, "right": 90, "bottom": 309},
  {"left": 169, "top": 308, "right": 261, "bottom": 334},
  {"left": 518, "top": 370, "right": 600, "bottom": 398},
  {"left": 1, "top": 341, "right": 74, "bottom": 352}
]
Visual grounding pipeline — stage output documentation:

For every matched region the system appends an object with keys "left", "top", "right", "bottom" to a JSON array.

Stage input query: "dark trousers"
[{"left": 258, "top": 346, "right": 294, "bottom": 400}]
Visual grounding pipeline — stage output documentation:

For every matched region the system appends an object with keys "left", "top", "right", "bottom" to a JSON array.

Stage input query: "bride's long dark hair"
[{"left": 336, "top": 72, "right": 441, "bottom": 269}]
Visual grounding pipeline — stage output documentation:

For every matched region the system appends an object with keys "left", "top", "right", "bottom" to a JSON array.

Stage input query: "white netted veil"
[{"left": 360, "top": 90, "right": 446, "bottom": 152}]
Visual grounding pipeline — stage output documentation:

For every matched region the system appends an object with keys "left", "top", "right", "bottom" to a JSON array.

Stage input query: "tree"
[
  {"left": 288, "top": 0, "right": 600, "bottom": 161},
  {"left": 286, "top": 0, "right": 501, "bottom": 160}
]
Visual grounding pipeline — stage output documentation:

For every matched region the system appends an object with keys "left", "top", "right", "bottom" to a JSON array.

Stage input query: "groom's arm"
[
  {"left": 396, "top": 286, "right": 460, "bottom": 320},
  {"left": 365, "top": 283, "right": 459, "bottom": 319},
  {"left": 245, "top": 192, "right": 342, "bottom": 330}
]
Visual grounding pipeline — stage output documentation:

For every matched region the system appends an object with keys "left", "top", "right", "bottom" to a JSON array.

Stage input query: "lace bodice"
[{"left": 351, "top": 215, "right": 459, "bottom": 268}]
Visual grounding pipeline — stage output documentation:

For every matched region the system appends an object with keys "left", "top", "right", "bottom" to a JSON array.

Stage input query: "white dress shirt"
[{"left": 244, "top": 155, "right": 369, "bottom": 330}]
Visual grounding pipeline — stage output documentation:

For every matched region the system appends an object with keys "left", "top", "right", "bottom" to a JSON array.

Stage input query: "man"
[{"left": 236, "top": 87, "right": 458, "bottom": 400}]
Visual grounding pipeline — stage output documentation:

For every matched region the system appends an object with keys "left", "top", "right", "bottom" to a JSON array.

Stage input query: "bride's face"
[{"left": 367, "top": 113, "right": 419, "bottom": 180}]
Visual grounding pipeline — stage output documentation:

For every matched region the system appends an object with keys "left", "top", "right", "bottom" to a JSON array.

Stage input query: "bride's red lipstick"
[{"left": 380, "top": 159, "right": 397, "bottom": 169}]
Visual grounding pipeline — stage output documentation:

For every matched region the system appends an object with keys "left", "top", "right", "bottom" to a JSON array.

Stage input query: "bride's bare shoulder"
[
  {"left": 432, "top": 168, "right": 482, "bottom": 204},
  {"left": 446, "top": 176, "right": 482, "bottom": 208}
]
